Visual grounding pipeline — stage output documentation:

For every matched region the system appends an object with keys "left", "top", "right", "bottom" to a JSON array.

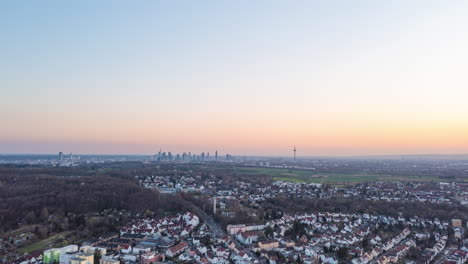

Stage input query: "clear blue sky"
[{"left": 2, "top": 1, "right": 468, "bottom": 155}]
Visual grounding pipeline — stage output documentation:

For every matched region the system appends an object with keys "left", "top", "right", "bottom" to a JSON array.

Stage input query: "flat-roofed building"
[{"left": 100, "top": 256, "right": 119, "bottom": 264}]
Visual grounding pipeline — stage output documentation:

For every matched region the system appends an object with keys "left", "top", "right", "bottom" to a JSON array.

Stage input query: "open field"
[
  {"left": 17, "top": 232, "right": 71, "bottom": 254},
  {"left": 229, "top": 166, "right": 464, "bottom": 185}
]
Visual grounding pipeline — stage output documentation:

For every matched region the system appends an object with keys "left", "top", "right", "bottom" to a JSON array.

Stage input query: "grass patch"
[
  {"left": 273, "top": 177, "right": 307, "bottom": 183},
  {"left": 232, "top": 166, "right": 448, "bottom": 185},
  {"left": 18, "top": 232, "right": 71, "bottom": 254}
]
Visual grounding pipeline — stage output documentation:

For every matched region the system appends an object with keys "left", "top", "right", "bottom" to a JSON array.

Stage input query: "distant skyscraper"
[
  {"left": 69, "top": 153, "right": 73, "bottom": 160},
  {"left": 215, "top": 150, "right": 218, "bottom": 161},
  {"left": 58, "top": 152, "right": 63, "bottom": 161},
  {"left": 294, "top": 146, "right": 296, "bottom": 161}
]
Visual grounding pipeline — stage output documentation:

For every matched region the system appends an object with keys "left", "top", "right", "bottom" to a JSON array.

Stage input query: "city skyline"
[{"left": 2, "top": 1, "right": 468, "bottom": 156}]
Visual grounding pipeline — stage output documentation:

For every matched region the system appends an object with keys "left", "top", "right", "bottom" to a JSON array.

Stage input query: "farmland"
[{"left": 228, "top": 166, "right": 458, "bottom": 185}]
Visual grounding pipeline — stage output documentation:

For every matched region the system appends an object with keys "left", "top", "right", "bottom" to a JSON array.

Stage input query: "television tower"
[{"left": 293, "top": 146, "right": 296, "bottom": 161}]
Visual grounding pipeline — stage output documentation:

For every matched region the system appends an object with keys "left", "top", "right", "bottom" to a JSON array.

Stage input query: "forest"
[{"left": 0, "top": 164, "right": 190, "bottom": 234}]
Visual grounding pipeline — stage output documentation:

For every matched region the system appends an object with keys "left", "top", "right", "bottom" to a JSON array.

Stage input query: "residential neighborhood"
[{"left": 8, "top": 209, "right": 468, "bottom": 264}]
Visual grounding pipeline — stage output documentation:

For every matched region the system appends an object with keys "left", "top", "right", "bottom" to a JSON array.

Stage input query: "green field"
[
  {"left": 229, "top": 166, "right": 455, "bottom": 185},
  {"left": 18, "top": 232, "right": 71, "bottom": 254}
]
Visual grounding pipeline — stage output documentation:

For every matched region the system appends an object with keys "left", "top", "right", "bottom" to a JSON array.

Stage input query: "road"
[
  {"left": 187, "top": 203, "right": 225, "bottom": 236},
  {"left": 199, "top": 210, "right": 225, "bottom": 236},
  {"left": 189, "top": 204, "right": 263, "bottom": 263}
]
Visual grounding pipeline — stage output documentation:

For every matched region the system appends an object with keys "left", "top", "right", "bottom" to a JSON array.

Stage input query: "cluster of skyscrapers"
[
  {"left": 58, "top": 152, "right": 73, "bottom": 161},
  {"left": 152, "top": 150, "right": 232, "bottom": 162}
]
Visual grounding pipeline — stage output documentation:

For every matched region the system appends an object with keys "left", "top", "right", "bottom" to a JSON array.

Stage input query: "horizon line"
[{"left": 1, "top": 152, "right": 468, "bottom": 159}]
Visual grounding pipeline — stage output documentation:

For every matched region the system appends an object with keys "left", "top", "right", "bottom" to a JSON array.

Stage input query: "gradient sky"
[{"left": 2, "top": 0, "right": 468, "bottom": 156}]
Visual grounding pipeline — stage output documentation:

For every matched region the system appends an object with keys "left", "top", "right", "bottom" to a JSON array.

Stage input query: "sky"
[{"left": 1, "top": 0, "right": 468, "bottom": 156}]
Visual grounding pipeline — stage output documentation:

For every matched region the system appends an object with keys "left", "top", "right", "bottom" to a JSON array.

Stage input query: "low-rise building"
[{"left": 258, "top": 240, "right": 279, "bottom": 251}]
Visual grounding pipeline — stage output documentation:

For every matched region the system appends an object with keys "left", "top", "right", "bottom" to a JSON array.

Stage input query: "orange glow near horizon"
[{"left": 2, "top": 110, "right": 468, "bottom": 155}]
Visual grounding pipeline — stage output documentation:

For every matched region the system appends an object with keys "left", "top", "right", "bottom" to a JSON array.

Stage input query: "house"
[
  {"left": 215, "top": 247, "right": 229, "bottom": 258},
  {"left": 304, "top": 247, "right": 316, "bottom": 257},
  {"left": 454, "top": 227, "right": 463, "bottom": 239},
  {"left": 231, "top": 250, "right": 252, "bottom": 264},
  {"left": 178, "top": 252, "right": 191, "bottom": 261},
  {"left": 237, "top": 231, "right": 259, "bottom": 245},
  {"left": 281, "top": 240, "right": 295, "bottom": 247},
  {"left": 215, "top": 235, "right": 230, "bottom": 245},
  {"left": 183, "top": 212, "right": 200, "bottom": 227},
  {"left": 452, "top": 219, "right": 462, "bottom": 227},
  {"left": 141, "top": 252, "right": 165, "bottom": 264},
  {"left": 166, "top": 241, "right": 188, "bottom": 257}
]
